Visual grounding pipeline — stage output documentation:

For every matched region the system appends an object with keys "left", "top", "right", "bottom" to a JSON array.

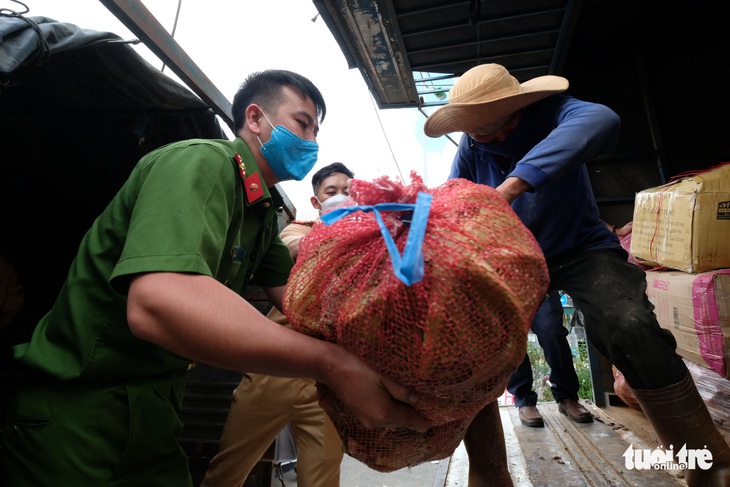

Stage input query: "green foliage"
[
  {"left": 574, "top": 341, "right": 593, "bottom": 400},
  {"left": 526, "top": 334, "right": 593, "bottom": 402}
]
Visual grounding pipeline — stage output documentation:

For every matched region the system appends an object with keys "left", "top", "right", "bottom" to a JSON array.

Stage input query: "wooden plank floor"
[
  {"left": 261, "top": 398, "right": 725, "bottom": 486},
  {"left": 444, "top": 402, "right": 689, "bottom": 486}
]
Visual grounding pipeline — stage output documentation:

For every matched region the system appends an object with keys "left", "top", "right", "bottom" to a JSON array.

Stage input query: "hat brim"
[{"left": 423, "top": 75, "right": 568, "bottom": 137}]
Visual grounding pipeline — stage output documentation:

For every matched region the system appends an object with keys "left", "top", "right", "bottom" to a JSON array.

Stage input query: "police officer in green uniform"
[{"left": 0, "top": 70, "right": 430, "bottom": 486}]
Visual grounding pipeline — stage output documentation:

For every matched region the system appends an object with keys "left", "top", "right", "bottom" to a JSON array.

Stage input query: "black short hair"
[
  {"left": 311, "top": 162, "right": 354, "bottom": 194},
  {"left": 231, "top": 70, "right": 326, "bottom": 131}
]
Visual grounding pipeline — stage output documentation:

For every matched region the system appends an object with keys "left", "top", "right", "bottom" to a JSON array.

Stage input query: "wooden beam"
[{"left": 98, "top": 0, "right": 233, "bottom": 131}]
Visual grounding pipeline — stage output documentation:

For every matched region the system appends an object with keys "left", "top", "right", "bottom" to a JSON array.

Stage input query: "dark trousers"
[
  {"left": 507, "top": 291, "right": 579, "bottom": 407},
  {"left": 547, "top": 247, "right": 686, "bottom": 389}
]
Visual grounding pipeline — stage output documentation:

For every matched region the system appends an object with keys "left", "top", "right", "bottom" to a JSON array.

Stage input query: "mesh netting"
[{"left": 283, "top": 173, "right": 549, "bottom": 472}]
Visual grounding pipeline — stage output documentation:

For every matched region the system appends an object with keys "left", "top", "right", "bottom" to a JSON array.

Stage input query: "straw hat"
[{"left": 423, "top": 64, "right": 568, "bottom": 137}]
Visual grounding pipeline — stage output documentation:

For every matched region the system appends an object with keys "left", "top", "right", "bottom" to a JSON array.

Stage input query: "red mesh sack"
[{"left": 283, "top": 173, "right": 549, "bottom": 471}]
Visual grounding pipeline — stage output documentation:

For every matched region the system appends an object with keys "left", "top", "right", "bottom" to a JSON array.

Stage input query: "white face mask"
[{"left": 319, "top": 193, "right": 349, "bottom": 213}]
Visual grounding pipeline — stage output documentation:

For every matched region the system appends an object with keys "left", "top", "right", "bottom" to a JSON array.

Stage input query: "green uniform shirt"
[{"left": 13, "top": 137, "right": 293, "bottom": 382}]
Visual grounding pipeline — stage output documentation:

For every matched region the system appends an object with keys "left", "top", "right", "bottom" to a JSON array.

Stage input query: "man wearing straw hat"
[{"left": 424, "top": 63, "right": 730, "bottom": 486}]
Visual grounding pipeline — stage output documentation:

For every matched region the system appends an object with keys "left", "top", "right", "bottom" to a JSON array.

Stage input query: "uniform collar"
[{"left": 231, "top": 138, "right": 284, "bottom": 209}]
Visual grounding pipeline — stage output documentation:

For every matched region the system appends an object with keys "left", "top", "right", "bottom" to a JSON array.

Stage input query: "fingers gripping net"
[{"left": 283, "top": 173, "right": 549, "bottom": 472}]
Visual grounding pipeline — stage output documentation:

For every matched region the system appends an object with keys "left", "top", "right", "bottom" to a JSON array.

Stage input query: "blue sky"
[{"left": 18, "top": 0, "right": 460, "bottom": 220}]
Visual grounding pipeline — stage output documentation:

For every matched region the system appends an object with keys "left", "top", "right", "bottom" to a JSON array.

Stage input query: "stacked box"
[
  {"left": 685, "top": 359, "right": 730, "bottom": 440},
  {"left": 645, "top": 269, "right": 730, "bottom": 378},
  {"left": 631, "top": 162, "right": 730, "bottom": 273}
]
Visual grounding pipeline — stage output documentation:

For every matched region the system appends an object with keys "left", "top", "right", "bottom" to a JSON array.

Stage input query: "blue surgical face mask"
[{"left": 256, "top": 110, "right": 319, "bottom": 182}]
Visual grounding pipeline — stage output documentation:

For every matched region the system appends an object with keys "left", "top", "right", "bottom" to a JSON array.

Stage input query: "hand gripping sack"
[{"left": 283, "top": 173, "right": 549, "bottom": 471}]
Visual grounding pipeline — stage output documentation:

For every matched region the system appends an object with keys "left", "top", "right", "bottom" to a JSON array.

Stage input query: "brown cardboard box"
[
  {"left": 631, "top": 162, "right": 730, "bottom": 273},
  {"left": 645, "top": 269, "right": 730, "bottom": 378}
]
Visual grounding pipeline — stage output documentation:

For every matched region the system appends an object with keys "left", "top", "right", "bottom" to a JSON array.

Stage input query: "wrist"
[{"left": 497, "top": 177, "right": 530, "bottom": 204}]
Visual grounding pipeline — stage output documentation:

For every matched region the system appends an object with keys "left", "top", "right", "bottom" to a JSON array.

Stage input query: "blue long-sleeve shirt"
[{"left": 449, "top": 94, "right": 622, "bottom": 262}]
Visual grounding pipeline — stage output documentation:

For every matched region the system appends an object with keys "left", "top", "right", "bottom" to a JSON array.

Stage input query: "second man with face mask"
[{"left": 202, "top": 162, "right": 355, "bottom": 487}]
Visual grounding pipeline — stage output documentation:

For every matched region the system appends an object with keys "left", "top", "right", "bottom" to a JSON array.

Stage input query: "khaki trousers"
[{"left": 201, "top": 372, "right": 343, "bottom": 487}]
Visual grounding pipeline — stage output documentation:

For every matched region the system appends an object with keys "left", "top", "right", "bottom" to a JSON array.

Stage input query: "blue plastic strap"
[{"left": 320, "top": 192, "right": 433, "bottom": 286}]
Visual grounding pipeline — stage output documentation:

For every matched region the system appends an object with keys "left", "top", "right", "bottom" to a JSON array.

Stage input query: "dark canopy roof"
[
  {"left": 0, "top": 14, "right": 226, "bottom": 319},
  {"left": 314, "top": 0, "right": 730, "bottom": 226},
  {"left": 0, "top": 15, "right": 222, "bottom": 132}
]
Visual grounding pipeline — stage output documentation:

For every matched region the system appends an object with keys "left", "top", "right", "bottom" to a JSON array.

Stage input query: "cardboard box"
[
  {"left": 631, "top": 162, "right": 730, "bottom": 273},
  {"left": 645, "top": 269, "right": 730, "bottom": 378}
]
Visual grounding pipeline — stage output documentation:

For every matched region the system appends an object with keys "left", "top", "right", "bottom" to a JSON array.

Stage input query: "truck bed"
[
  {"left": 285, "top": 402, "right": 689, "bottom": 486},
  {"left": 444, "top": 402, "right": 687, "bottom": 486},
  {"left": 182, "top": 362, "right": 728, "bottom": 487}
]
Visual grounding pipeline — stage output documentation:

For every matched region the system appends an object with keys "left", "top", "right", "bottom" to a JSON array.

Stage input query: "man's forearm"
[{"left": 496, "top": 176, "right": 532, "bottom": 204}]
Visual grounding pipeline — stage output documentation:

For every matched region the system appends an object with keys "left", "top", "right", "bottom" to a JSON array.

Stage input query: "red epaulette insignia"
[{"left": 244, "top": 172, "right": 264, "bottom": 203}]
